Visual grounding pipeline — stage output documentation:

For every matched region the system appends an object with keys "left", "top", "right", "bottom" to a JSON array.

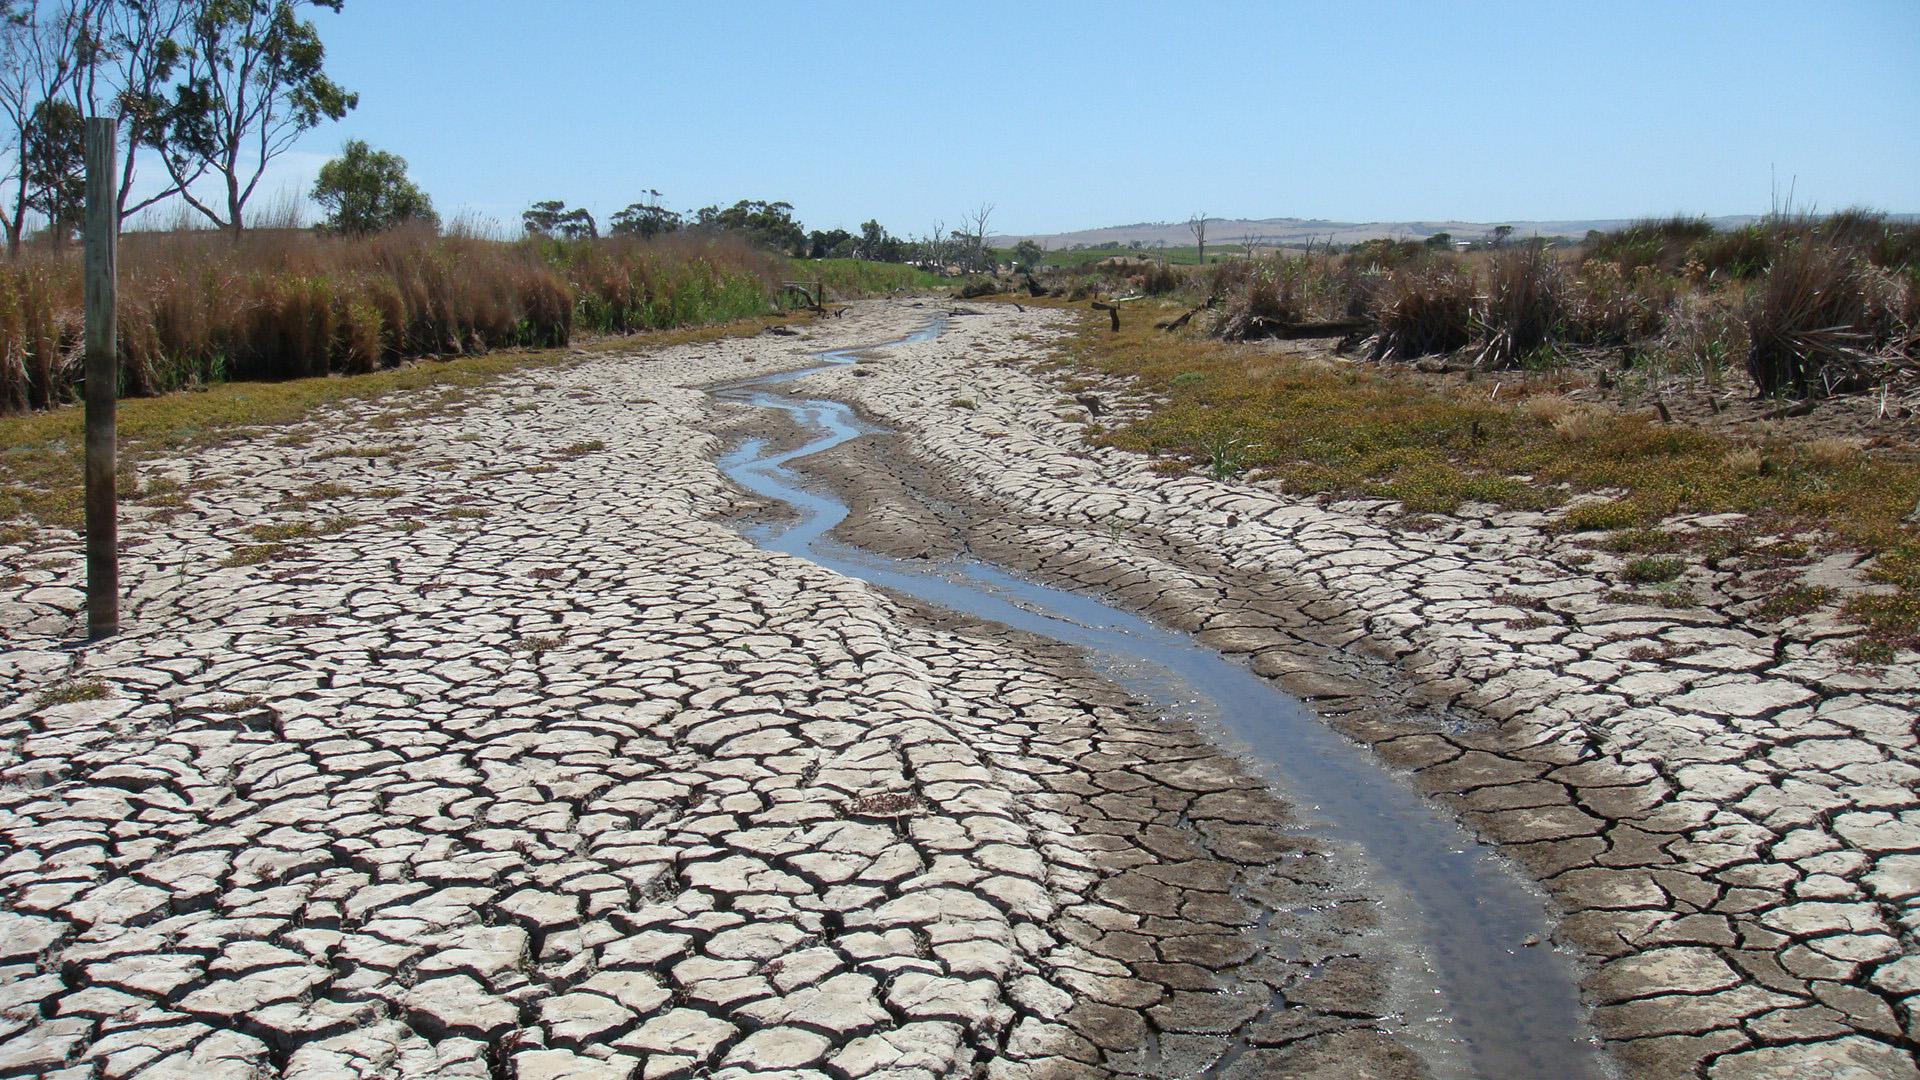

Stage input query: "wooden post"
[{"left": 83, "top": 117, "right": 119, "bottom": 640}]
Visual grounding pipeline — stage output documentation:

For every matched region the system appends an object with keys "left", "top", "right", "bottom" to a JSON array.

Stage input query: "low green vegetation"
[
  {"left": 1017, "top": 291, "right": 1920, "bottom": 660},
  {"left": 33, "top": 679, "right": 110, "bottom": 708},
  {"left": 222, "top": 543, "right": 288, "bottom": 567},
  {"left": 1620, "top": 556, "right": 1686, "bottom": 584},
  {"left": 510, "top": 634, "right": 563, "bottom": 657},
  {"left": 800, "top": 258, "right": 946, "bottom": 295}
]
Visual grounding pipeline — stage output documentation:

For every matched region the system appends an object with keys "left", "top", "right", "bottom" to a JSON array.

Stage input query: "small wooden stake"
[{"left": 84, "top": 117, "right": 119, "bottom": 640}]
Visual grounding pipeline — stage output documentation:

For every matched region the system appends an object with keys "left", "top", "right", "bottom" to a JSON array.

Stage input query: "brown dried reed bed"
[{"left": 0, "top": 227, "right": 792, "bottom": 414}]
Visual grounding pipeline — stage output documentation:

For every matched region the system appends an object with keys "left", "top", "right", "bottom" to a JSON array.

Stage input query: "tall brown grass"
[{"left": 0, "top": 227, "right": 799, "bottom": 413}]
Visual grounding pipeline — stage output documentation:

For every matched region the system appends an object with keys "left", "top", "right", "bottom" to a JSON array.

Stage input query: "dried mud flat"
[
  {"left": 0, "top": 298, "right": 1913, "bottom": 1079},
  {"left": 2, "top": 308, "right": 1419, "bottom": 1080}
]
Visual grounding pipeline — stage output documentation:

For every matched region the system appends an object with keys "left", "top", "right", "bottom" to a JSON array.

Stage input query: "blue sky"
[{"left": 139, "top": 0, "right": 1920, "bottom": 236}]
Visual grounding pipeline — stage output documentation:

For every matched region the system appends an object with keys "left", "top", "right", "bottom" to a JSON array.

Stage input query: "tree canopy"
[
  {"left": 690, "top": 199, "right": 804, "bottom": 255},
  {"left": 312, "top": 138, "right": 434, "bottom": 234},
  {"left": 0, "top": 0, "right": 358, "bottom": 244},
  {"left": 609, "top": 196, "right": 679, "bottom": 239},
  {"left": 523, "top": 199, "right": 597, "bottom": 241},
  {"left": 161, "top": 0, "right": 358, "bottom": 233}
]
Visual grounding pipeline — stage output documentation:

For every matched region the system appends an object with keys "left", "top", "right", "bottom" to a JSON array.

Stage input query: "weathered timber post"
[{"left": 84, "top": 117, "right": 119, "bottom": 640}]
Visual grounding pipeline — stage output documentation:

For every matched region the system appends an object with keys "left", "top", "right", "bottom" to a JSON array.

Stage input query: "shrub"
[
  {"left": 1744, "top": 239, "right": 1877, "bottom": 396},
  {"left": 955, "top": 276, "right": 999, "bottom": 299},
  {"left": 1655, "top": 292, "right": 1746, "bottom": 381},
  {"left": 1475, "top": 246, "right": 1563, "bottom": 368},
  {"left": 1688, "top": 224, "right": 1773, "bottom": 280},
  {"left": 1213, "top": 254, "right": 1350, "bottom": 340},
  {"left": 0, "top": 265, "right": 70, "bottom": 412},
  {"left": 1585, "top": 217, "right": 1716, "bottom": 275},
  {"left": 1565, "top": 261, "right": 1669, "bottom": 346},
  {"left": 1215, "top": 258, "right": 1308, "bottom": 340},
  {"left": 1370, "top": 260, "right": 1474, "bottom": 360},
  {"left": 1140, "top": 260, "right": 1183, "bottom": 296},
  {"left": 1345, "top": 238, "right": 1426, "bottom": 270}
]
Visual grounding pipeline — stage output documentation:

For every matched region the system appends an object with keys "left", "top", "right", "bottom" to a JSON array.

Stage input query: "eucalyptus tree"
[
  {"left": 159, "top": 0, "right": 356, "bottom": 236},
  {"left": 311, "top": 137, "right": 433, "bottom": 234}
]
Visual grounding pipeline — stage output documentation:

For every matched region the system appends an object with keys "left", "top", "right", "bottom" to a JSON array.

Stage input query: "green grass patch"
[
  {"left": 1755, "top": 585, "right": 1835, "bottom": 620},
  {"left": 223, "top": 542, "right": 291, "bottom": 566},
  {"left": 510, "top": 634, "right": 563, "bottom": 657},
  {"left": 247, "top": 521, "right": 321, "bottom": 543},
  {"left": 34, "top": 679, "right": 109, "bottom": 707},
  {"left": 1594, "top": 528, "right": 1680, "bottom": 553},
  {"left": 282, "top": 481, "right": 355, "bottom": 505},
  {"left": 1842, "top": 543, "right": 1920, "bottom": 660},
  {"left": 315, "top": 445, "right": 401, "bottom": 460},
  {"left": 246, "top": 515, "right": 359, "bottom": 543},
  {"left": 1621, "top": 556, "right": 1686, "bottom": 584},
  {"left": 797, "top": 258, "right": 945, "bottom": 296},
  {"left": 1559, "top": 500, "right": 1650, "bottom": 533}
]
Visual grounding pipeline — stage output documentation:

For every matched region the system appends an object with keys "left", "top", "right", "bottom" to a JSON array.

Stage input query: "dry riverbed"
[
  {"left": 3, "top": 307, "right": 1415, "bottom": 1080},
  {"left": 0, "top": 299, "right": 1914, "bottom": 1079}
]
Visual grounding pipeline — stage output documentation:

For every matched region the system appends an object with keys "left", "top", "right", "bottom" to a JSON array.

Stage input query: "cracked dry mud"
[
  {"left": 0, "top": 298, "right": 1914, "bottom": 1079},
  {"left": 2, "top": 307, "right": 1413, "bottom": 1080}
]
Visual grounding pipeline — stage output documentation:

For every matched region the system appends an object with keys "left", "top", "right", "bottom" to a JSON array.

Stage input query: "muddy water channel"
[{"left": 712, "top": 322, "right": 1614, "bottom": 1079}]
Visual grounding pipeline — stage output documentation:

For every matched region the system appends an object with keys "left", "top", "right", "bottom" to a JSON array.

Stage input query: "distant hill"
[{"left": 993, "top": 215, "right": 1774, "bottom": 251}]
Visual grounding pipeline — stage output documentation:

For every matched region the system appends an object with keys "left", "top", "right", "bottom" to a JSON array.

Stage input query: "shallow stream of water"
[{"left": 711, "top": 320, "right": 1612, "bottom": 1079}]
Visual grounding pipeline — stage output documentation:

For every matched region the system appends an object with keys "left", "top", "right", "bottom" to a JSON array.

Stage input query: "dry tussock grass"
[
  {"left": 1800, "top": 437, "right": 1864, "bottom": 470},
  {"left": 1721, "top": 447, "right": 1765, "bottom": 476}
]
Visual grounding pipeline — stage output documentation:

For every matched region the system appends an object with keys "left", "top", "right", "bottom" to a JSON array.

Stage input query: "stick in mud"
[{"left": 83, "top": 117, "right": 120, "bottom": 640}]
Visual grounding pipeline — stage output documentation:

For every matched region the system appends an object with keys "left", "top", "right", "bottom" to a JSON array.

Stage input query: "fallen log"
[
  {"left": 780, "top": 282, "right": 825, "bottom": 311},
  {"left": 1156, "top": 305, "right": 1202, "bottom": 332},
  {"left": 1746, "top": 399, "right": 1819, "bottom": 421},
  {"left": 1222, "top": 315, "right": 1371, "bottom": 342},
  {"left": 1273, "top": 318, "right": 1370, "bottom": 339}
]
